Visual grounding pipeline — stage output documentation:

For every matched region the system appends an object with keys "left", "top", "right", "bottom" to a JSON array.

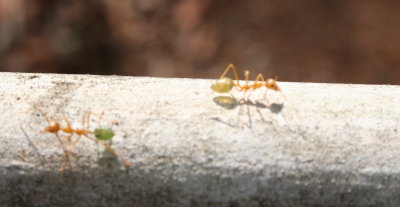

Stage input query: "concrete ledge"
[{"left": 0, "top": 72, "right": 399, "bottom": 206}]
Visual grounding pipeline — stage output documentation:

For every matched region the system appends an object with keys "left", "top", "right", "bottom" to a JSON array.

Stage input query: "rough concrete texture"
[{"left": 0, "top": 72, "right": 399, "bottom": 206}]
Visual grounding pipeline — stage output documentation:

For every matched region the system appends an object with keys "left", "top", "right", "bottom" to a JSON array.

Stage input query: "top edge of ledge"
[{"left": 0, "top": 71, "right": 399, "bottom": 87}]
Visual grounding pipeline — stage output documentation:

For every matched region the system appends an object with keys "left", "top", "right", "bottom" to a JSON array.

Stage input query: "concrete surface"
[{"left": 0, "top": 72, "right": 399, "bottom": 206}]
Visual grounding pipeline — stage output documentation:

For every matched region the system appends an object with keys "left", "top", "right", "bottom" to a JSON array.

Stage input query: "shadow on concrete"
[
  {"left": 0, "top": 163, "right": 399, "bottom": 207},
  {"left": 212, "top": 96, "right": 284, "bottom": 128}
]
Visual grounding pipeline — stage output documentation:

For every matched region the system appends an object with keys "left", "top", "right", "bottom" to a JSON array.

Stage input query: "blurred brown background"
[{"left": 1, "top": 0, "right": 400, "bottom": 84}]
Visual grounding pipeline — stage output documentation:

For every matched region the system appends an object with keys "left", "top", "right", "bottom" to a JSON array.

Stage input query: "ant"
[
  {"left": 211, "top": 64, "right": 281, "bottom": 101},
  {"left": 211, "top": 64, "right": 288, "bottom": 128},
  {"left": 30, "top": 108, "right": 131, "bottom": 172},
  {"left": 211, "top": 64, "right": 309, "bottom": 138}
]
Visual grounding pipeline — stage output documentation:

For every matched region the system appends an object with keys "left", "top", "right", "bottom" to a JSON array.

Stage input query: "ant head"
[
  {"left": 45, "top": 122, "right": 60, "bottom": 133},
  {"left": 265, "top": 77, "right": 280, "bottom": 91}
]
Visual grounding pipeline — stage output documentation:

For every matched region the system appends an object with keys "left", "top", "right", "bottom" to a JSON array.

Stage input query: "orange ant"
[
  {"left": 30, "top": 108, "right": 131, "bottom": 172},
  {"left": 211, "top": 64, "right": 281, "bottom": 101},
  {"left": 211, "top": 64, "right": 289, "bottom": 128},
  {"left": 211, "top": 64, "right": 308, "bottom": 135}
]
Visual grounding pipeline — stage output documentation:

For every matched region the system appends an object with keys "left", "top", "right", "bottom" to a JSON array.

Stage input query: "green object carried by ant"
[
  {"left": 211, "top": 77, "right": 234, "bottom": 93},
  {"left": 94, "top": 127, "right": 115, "bottom": 141}
]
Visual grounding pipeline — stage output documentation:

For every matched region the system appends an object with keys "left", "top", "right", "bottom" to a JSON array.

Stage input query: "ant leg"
[
  {"left": 244, "top": 70, "right": 250, "bottom": 86},
  {"left": 220, "top": 64, "right": 240, "bottom": 80},
  {"left": 242, "top": 90, "right": 249, "bottom": 102},
  {"left": 254, "top": 73, "right": 266, "bottom": 83},
  {"left": 60, "top": 114, "right": 75, "bottom": 141},
  {"left": 18, "top": 126, "right": 46, "bottom": 166},
  {"left": 32, "top": 108, "right": 51, "bottom": 124},
  {"left": 85, "top": 111, "right": 117, "bottom": 127},
  {"left": 61, "top": 133, "right": 73, "bottom": 142},
  {"left": 23, "top": 108, "right": 63, "bottom": 126},
  {"left": 81, "top": 111, "right": 90, "bottom": 130},
  {"left": 64, "top": 134, "right": 81, "bottom": 164},
  {"left": 68, "top": 135, "right": 82, "bottom": 149},
  {"left": 253, "top": 73, "right": 271, "bottom": 104},
  {"left": 240, "top": 70, "right": 252, "bottom": 99},
  {"left": 62, "top": 114, "right": 72, "bottom": 128},
  {"left": 56, "top": 134, "right": 72, "bottom": 173},
  {"left": 81, "top": 111, "right": 101, "bottom": 159},
  {"left": 263, "top": 90, "right": 270, "bottom": 105},
  {"left": 246, "top": 99, "right": 252, "bottom": 128},
  {"left": 238, "top": 99, "right": 246, "bottom": 128},
  {"left": 219, "top": 64, "right": 242, "bottom": 87},
  {"left": 246, "top": 89, "right": 256, "bottom": 102},
  {"left": 253, "top": 73, "right": 266, "bottom": 90}
]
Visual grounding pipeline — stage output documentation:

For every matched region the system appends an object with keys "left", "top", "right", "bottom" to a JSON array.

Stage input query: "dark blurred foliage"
[{"left": 1, "top": 0, "right": 400, "bottom": 84}]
